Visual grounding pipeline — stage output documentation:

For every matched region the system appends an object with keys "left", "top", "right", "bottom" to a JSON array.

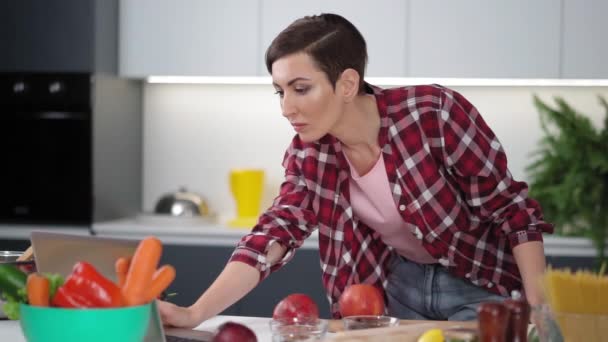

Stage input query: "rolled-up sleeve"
[
  {"left": 437, "top": 88, "right": 553, "bottom": 248},
  {"left": 229, "top": 146, "right": 318, "bottom": 282}
]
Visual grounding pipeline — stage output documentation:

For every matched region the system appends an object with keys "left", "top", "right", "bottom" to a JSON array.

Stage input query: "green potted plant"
[{"left": 526, "top": 95, "right": 608, "bottom": 266}]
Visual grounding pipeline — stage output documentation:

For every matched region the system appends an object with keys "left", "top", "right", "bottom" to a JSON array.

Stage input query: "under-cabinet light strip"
[{"left": 146, "top": 76, "right": 608, "bottom": 87}]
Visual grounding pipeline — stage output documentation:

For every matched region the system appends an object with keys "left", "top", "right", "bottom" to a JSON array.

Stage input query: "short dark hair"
[{"left": 265, "top": 13, "right": 368, "bottom": 93}]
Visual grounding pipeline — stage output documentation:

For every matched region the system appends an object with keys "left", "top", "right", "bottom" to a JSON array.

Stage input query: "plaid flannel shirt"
[{"left": 229, "top": 84, "right": 553, "bottom": 318}]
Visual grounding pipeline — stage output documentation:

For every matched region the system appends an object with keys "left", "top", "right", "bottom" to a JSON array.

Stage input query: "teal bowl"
[{"left": 19, "top": 303, "right": 151, "bottom": 342}]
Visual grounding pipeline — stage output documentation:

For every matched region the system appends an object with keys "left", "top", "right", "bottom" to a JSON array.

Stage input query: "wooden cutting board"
[{"left": 326, "top": 319, "right": 478, "bottom": 342}]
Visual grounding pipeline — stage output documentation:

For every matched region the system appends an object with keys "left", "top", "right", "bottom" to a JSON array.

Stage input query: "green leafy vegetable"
[
  {"left": 43, "top": 273, "right": 64, "bottom": 299},
  {"left": 2, "top": 301, "right": 20, "bottom": 320},
  {"left": 0, "top": 268, "right": 64, "bottom": 320}
]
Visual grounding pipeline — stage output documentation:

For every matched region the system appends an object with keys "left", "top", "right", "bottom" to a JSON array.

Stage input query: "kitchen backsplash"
[{"left": 143, "top": 83, "right": 608, "bottom": 224}]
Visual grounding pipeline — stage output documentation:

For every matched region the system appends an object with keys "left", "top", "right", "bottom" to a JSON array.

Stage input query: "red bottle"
[
  {"left": 504, "top": 298, "right": 531, "bottom": 342},
  {"left": 477, "top": 302, "right": 511, "bottom": 342}
]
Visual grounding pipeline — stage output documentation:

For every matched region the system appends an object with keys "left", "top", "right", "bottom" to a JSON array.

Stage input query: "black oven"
[{"left": 0, "top": 73, "right": 92, "bottom": 225}]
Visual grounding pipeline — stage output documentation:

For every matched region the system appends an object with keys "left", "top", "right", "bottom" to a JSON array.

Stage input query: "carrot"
[
  {"left": 115, "top": 256, "right": 131, "bottom": 287},
  {"left": 144, "top": 265, "right": 176, "bottom": 302},
  {"left": 121, "top": 236, "right": 163, "bottom": 306},
  {"left": 26, "top": 273, "right": 50, "bottom": 306}
]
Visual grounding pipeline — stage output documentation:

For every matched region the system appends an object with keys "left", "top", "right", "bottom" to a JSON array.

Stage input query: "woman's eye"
[
  {"left": 274, "top": 90, "right": 284, "bottom": 97},
  {"left": 295, "top": 87, "right": 309, "bottom": 94}
]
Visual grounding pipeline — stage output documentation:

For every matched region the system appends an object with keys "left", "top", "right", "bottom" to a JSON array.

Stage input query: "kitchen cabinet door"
[
  {"left": 561, "top": 0, "right": 608, "bottom": 78},
  {"left": 260, "top": 0, "right": 408, "bottom": 77},
  {"left": 160, "top": 244, "right": 330, "bottom": 318},
  {"left": 0, "top": 0, "right": 117, "bottom": 73},
  {"left": 0, "top": 238, "right": 31, "bottom": 252},
  {"left": 119, "top": 0, "right": 260, "bottom": 77},
  {"left": 408, "top": 0, "right": 561, "bottom": 78},
  {"left": 238, "top": 248, "right": 329, "bottom": 318}
]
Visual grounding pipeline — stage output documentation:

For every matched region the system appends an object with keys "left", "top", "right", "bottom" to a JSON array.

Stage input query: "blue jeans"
[{"left": 386, "top": 255, "right": 507, "bottom": 321}]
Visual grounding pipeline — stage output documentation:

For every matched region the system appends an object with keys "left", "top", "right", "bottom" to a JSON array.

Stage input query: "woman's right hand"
[{"left": 157, "top": 300, "right": 200, "bottom": 328}]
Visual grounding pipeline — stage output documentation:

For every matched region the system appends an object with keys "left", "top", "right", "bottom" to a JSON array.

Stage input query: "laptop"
[{"left": 30, "top": 231, "right": 214, "bottom": 342}]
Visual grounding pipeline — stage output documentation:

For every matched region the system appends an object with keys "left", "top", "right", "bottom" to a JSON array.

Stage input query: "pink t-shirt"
[{"left": 345, "top": 153, "right": 437, "bottom": 264}]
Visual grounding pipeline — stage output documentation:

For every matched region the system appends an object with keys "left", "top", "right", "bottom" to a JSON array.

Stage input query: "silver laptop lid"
[{"left": 30, "top": 231, "right": 137, "bottom": 281}]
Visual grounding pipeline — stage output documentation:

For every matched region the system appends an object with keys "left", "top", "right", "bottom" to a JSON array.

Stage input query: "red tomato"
[
  {"left": 272, "top": 293, "right": 319, "bottom": 322},
  {"left": 338, "top": 284, "right": 385, "bottom": 317}
]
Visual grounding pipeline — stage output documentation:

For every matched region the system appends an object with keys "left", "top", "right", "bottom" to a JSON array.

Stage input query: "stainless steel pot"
[
  {"left": 154, "top": 187, "right": 210, "bottom": 217},
  {"left": 0, "top": 251, "right": 23, "bottom": 263},
  {"left": 0, "top": 251, "right": 36, "bottom": 319}
]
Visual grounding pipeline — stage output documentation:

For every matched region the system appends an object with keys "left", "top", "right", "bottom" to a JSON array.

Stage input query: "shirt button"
[
  {"left": 487, "top": 282, "right": 494, "bottom": 288},
  {"left": 399, "top": 204, "right": 406, "bottom": 211},
  {"left": 465, "top": 273, "right": 471, "bottom": 278}
]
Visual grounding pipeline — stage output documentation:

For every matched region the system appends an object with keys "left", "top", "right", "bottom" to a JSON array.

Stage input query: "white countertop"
[
  {"left": 91, "top": 215, "right": 321, "bottom": 249},
  {"left": 0, "top": 320, "right": 24, "bottom": 342},
  {"left": 0, "top": 315, "right": 295, "bottom": 341},
  {"left": 0, "top": 224, "right": 90, "bottom": 240}
]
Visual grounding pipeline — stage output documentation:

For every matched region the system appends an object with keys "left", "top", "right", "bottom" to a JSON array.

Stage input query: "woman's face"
[{"left": 271, "top": 53, "right": 344, "bottom": 143}]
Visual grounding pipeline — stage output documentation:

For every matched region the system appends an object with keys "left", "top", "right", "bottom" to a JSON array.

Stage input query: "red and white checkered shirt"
[{"left": 230, "top": 84, "right": 553, "bottom": 318}]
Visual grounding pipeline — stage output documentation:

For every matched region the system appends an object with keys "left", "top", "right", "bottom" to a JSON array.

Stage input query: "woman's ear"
[{"left": 338, "top": 68, "right": 360, "bottom": 102}]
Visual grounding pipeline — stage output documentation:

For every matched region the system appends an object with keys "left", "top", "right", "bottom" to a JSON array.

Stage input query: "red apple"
[
  {"left": 338, "top": 284, "right": 385, "bottom": 317},
  {"left": 272, "top": 293, "right": 320, "bottom": 322},
  {"left": 212, "top": 321, "right": 257, "bottom": 342}
]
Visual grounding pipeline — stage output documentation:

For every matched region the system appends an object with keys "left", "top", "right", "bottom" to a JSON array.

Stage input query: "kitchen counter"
[
  {"left": 0, "top": 315, "right": 480, "bottom": 341},
  {"left": 0, "top": 224, "right": 90, "bottom": 240},
  {"left": 91, "top": 215, "right": 321, "bottom": 249},
  {"left": 0, "top": 315, "right": 484, "bottom": 341},
  {"left": 0, "top": 315, "right": 283, "bottom": 341}
]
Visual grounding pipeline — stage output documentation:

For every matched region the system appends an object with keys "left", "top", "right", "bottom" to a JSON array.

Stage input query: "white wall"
[{"left": 143, "top": 84, "right": 608, "bottom": 223}]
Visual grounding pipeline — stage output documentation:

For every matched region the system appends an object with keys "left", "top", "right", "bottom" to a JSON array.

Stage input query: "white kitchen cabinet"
[
  {"left": 561, "top": 0, "right": 608, "bottom": 78},
  {"left": 260, "top": 0, "right": 408, "bottom": 77},
  {"left": 407, "top": 0, "right": 561, "bottom": 78},
  {"left": 119, "top": 0, "right": 259, "bottom": 77},
  {"left": 119, "top": 1, "right": 606, "bottom": 79}
]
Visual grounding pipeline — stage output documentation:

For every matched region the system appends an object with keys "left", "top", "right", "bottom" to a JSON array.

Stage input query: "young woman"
[{"left": 159, "top": 13, "right": 552, "bottom": 327}]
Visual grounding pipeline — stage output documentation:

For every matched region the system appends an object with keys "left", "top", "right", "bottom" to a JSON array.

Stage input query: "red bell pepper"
[{"left": 51, "top": 261, "right": 125, "bottom": 308}]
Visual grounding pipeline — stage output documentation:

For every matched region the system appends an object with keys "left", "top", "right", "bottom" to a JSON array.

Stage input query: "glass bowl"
[
  {"left": 269, "top": 318, "right": 328, "bottom": 342},
  {"left": 342, "top": 315, "right": 400, "bottom": 330}
]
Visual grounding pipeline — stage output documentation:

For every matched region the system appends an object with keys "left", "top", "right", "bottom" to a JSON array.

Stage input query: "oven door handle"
[{"left": 5, "top": 111, "right": 89, "bottom": 120}]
